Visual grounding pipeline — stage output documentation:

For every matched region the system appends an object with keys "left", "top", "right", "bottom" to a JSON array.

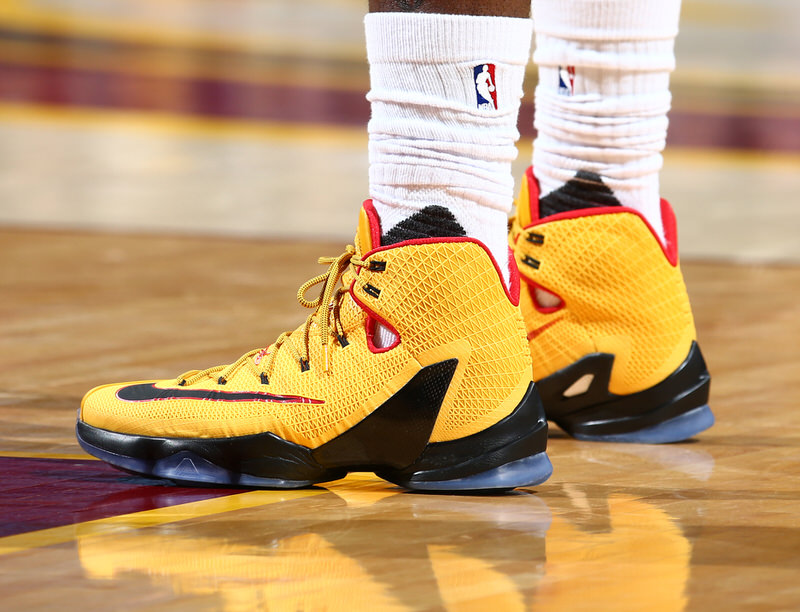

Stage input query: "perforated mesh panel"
[
  {"left": 82, "top": 239, "right": 531, "bottom": 447},
  {"left": 354, "top": 241, "right": 531, "bottom": 442},
  {"left": 513, "top": 209, "right": 696, "bottom": 395}
]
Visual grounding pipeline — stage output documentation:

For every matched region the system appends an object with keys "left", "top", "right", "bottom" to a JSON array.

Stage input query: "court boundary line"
[{"left": 0, "top": 487, "right": 327, "bottom": 556}]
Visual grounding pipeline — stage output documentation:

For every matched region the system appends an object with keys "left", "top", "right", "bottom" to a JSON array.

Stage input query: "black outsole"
[{"left": 537, "top": 341, "right": 712, "bottom": 442}]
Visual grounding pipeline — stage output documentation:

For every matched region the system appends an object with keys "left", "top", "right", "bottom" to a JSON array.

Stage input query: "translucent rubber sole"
[
  {"left": 77, "top": 430, "right": 553, "bottom": 492},
  {"left": 76, "top": 438, "right": 324, "bottom": 488},
  {"left": 394, "top": 451, "right": 553, "bottom": 492},
  {"left": 571, "top": 404, "right": 715, "bottom": 444}
]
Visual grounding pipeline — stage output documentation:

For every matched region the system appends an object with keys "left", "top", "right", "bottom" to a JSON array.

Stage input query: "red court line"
[
  {"left": 0, "top": 62, "right": 369, "bottom": 126},
  {"left": 1, "top": 61, "right": 798, "bottom": 152},
  {"left": 0, "top": 456, "right": 245, "bottom": 538}
]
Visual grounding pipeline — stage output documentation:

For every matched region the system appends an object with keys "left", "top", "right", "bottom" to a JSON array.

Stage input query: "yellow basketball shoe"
[
  {"left": 77, "top": 201, "right": 552, "bottom": 491},
  {"left": 509, "top": 167, "right": 713, "bottom": 443}
]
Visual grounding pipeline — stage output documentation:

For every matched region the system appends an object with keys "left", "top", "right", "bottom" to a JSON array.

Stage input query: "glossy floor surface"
[
  {"left": 2, "top": 0, "right": 800, "bottom": 610},
  {"left": 1, "top": 230, "right": 799, "bottom": 611}
]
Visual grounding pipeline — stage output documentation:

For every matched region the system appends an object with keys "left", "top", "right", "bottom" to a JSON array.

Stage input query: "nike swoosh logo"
[
  {"left": 116, "top": 383, "right": 323, "bottom": 405},
  {"left": 527, "top": 317, "right": 565, "bottom": 341}
]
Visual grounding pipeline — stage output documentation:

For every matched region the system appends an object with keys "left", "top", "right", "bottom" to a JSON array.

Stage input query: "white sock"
[
  {"left": 365, "top": 12, "right": 533, "bottom": 285},
  {"left": 531, "top": 0, "right": 682, "bottom": 242}
]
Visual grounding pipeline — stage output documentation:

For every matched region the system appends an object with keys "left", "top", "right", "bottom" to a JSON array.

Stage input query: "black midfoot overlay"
[
  {"left": 377, "top": 382, "right": 548, "bottom": 488},
  {"left": 536, "top": 341, "right": 711, "bottom": 438}
]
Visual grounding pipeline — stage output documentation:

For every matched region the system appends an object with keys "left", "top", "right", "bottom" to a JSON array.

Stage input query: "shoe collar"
[
  {"left": 514, "top": 166, "right": 680, "bottom": 266},
  {"left": 354, "top": 200, "right": 521, "bottom": 306}
]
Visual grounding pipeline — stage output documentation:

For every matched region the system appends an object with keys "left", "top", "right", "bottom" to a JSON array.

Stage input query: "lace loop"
[{"left": 177, "top": 245, "right": 366, "bottom": 386}]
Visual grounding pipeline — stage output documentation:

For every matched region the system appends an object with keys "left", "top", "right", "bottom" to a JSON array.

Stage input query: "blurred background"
[{"left": 0, "top": 0, "right": 798, "bottom": 262}]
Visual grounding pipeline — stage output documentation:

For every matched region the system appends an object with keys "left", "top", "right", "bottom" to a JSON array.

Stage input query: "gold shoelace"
[{"left": 177, "top": 245, "right": 367, "bottom": 387}]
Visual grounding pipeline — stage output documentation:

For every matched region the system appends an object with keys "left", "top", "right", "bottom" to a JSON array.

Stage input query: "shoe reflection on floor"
[{"left": 75, "top": 474, "right": 689, "bottom": 611}]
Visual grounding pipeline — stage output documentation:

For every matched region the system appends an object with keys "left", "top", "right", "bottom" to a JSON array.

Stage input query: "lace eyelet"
[
  {"left": 527, "top": 232, "right": 544, "bottom": 245},
  {"left": 521, "top": 254, "right": 540, "bottom": 270},
  {"left": 364, "top": 283, "right": 381, "bottom": 298}
]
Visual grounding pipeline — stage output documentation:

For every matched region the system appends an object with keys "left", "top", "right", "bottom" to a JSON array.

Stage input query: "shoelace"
[{"left": 177, "top": 245, "right": 367, "bottom": 387}]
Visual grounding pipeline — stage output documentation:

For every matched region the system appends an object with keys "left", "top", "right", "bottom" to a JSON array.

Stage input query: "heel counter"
[
  {"left": 516, "top": 208, "right": 698, "bottom": 395},
  {"left": 602, "top": 209, "right": 698, "bottom": 394}
]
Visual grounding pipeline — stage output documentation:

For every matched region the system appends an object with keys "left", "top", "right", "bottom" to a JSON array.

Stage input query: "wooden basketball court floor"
[{"left": 1, "top": 0, "right": 800, "bottom": 610}]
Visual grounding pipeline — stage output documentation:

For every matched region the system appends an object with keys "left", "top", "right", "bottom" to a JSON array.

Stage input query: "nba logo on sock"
[
  {"left": 474, "top": 64, "right": 498, "bottom": 110},
  {"left": 558, "top": 66, "right": 575, "bottom": 95}
]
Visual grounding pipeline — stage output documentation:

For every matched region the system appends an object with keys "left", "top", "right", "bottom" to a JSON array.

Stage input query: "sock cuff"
[
  {"left": 534, "top": 38, "right": 677, "bottom": 73},
  {"left": 365, "top": 13, "right": 532, "bottom": 65},
  {"left": 532, "top": 0, "right": 682, "bottom": 41}
]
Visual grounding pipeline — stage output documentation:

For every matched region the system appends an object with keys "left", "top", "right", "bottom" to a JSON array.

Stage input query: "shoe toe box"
[{"left": 80, "top": 380, "right": 166, "bottom": 434}]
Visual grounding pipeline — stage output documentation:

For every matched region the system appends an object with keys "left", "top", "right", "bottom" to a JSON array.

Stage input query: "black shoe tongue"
[
  {"left": 539, "top": 170, "right": 622, "bottom": 219},
  {"left": 380, "top": 205, "right": 466, "bottom": 246}
]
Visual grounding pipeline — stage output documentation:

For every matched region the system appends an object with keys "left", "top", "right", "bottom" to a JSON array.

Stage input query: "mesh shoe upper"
[
  {"left": 510, "top": 167, "right": 697, "bottom": 395},
  {"left": 81, "top": 201, "right": 532, "bottom": 448}
]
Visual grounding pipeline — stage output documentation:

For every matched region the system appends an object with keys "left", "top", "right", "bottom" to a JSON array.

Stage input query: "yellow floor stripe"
[
  {"left": 663, "top": 147, "right": 800, "bottom": 172},
  {"left": 0, "top": 101, "right": 367, "bottom": 147},
  {"left": 0, "top": 0, "right": 364, "bottom": 60},
  {"left": 682, "top": 0, "right": 774, "bottom": 28},
  {"left": 0, "top": 487, "right": 327, "bottom": 557},
  {"left": 1, "top": 102, "right": 798, "bottom": 171},
  {"left": 0, "top": 451, "right": 98, "bottom": 460}
]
